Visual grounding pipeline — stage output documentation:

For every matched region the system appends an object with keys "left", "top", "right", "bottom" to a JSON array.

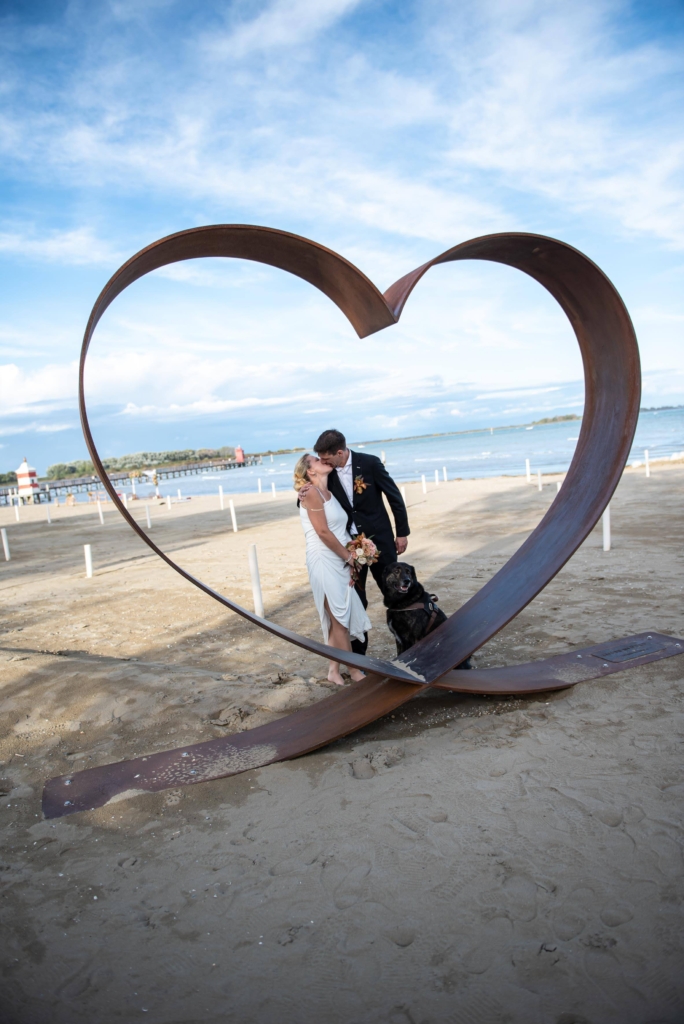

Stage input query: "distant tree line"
[
  {"left": 531, "top": 414, "right": 581, "bottom": 425},
  {"left": 45, "top": 447, "right": 236, "bottom": 480},
  {"left": 0, "top": 471, "right": 17, "bottom": 485}
]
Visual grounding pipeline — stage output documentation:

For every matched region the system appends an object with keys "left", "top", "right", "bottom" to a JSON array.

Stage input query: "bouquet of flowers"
[{"left": 345, "top": 534, "right": 379, "bottom": 586}]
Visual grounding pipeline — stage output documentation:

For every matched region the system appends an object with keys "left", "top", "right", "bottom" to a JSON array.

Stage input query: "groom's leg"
[
  {"left": 351, "top": 564, "right": 369, "bottom": 656},
  {"left": 369, "top": 547, "right": 397, "bottom": 595}
]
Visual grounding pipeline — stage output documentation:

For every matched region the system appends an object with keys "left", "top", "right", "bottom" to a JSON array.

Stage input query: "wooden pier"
[{"left": 0, "top": 456, "right": 261, "bottom": 505}]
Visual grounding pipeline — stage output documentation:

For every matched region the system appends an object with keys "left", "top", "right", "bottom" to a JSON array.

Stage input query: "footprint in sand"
[
  {"left": 480, "top": 871, "right": 538, "bottom": 922},
  {"left": 117, "top": 856, "right": 139, "bottom": 871},
  {"left": 650, "top": 832, "right": 684, "bottom": 878},
  {"left": 461, "top": 915, "right": 513, "bottom": 974},
  {"left": 268, "top": 843, "right": 321, "bottom": 877},
  {"left": 599, "top": 903, "right": 634, "bottom": 927},
  {"left": 321, "top": 852, "right": 372, "bottom": 909},
  {"left": 350, "top": 757, "right": 375, "bottom": 779},
  {"left": 552, "top": 885, "right": 601, "bottom": 941},
  {"left": 384, "top": 925, "right": 416, "bottom": 947},
  {"left": 553, "top": 908, "right": 586, "bottom": 941},
  {"left": 349, "top": 746, "right": 404, "bottom": 780}
]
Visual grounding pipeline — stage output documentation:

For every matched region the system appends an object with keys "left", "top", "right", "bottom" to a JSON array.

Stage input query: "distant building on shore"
[{"left": 235, "top": 446, "right": 245, "bottom": 464}]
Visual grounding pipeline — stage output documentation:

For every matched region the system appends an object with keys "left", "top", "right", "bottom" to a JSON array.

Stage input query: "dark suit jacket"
[{"left": 327, "top": 451, "right": 409, "bottom": 566}]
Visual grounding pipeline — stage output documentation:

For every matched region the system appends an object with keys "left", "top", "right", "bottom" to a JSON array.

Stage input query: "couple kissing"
[{"left": 293, "top": 428, "right": 409, "bottom": 685}]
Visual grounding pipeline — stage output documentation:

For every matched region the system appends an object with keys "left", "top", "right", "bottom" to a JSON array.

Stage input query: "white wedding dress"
[{"left": 300, "top": 490, "right": 372, "bottom": 644}]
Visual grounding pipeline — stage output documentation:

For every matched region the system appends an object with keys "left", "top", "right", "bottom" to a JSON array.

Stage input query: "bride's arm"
[{"left": 301, "top": 497, "right": 353, "bottom": 564}]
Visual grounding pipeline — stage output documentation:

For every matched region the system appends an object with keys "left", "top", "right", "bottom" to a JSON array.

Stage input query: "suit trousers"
[{"left": 350, "top": 545, "right": 396, "bottom": 656}]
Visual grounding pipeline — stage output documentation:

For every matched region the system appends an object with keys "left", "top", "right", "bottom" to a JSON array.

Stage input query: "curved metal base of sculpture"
[
  {"left": 43, "top": 632, "right": 683, "bottom": 818},
  {"left": 42, "top": 225, "right": 669, "bottom": 818}
]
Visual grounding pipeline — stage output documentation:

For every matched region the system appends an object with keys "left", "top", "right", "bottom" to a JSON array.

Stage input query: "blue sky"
[{"left": 1, "top": 0, "right": 683, "bottom": 472}]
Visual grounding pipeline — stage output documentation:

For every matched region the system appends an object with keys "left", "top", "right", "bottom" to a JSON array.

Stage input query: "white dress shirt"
[{"left": 337, "top": 452, "right": 358, "bottom": 535}]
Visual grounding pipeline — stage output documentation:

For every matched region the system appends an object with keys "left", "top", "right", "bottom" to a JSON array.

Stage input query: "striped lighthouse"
[{"left": 16, "top": 457, "right": 39, "bottom": 503}]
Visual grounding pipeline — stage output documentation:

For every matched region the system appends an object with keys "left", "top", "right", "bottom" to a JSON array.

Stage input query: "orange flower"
[{"left": 353, "top": 474, "right": 368, "bottom": 495}]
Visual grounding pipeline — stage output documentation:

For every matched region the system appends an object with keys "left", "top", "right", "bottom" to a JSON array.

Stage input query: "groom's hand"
[
  {"left": 395, "top": 536, "right": 408, "bottom": 555},
  {"left": 298, "top": 484, "right": 312, "bottom": 502}
]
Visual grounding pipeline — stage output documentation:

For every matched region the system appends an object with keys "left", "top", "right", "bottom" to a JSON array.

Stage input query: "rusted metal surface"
[
  {"left": 41, "top": 226, "right": 650, "bottom": 817},
  {"left": 431, "top": 632, "right": 684, "bottom": 695},
  {"left": 42, "top": 673, "right": 419, "bottom": 818},
  {"left": 43, "top": 633, "right": 683, "bottom": 818}
]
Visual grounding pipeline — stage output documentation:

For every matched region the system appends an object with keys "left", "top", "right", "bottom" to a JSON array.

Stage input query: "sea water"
[{"left": 94, "top": 407, "right": 684, "bottom": 501}]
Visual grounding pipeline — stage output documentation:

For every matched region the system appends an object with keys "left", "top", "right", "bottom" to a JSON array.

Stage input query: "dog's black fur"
[
  {"left": 381, "top": 562, "right": 447, "bottom": 655},
  {"left": 381, "top": 562, "right": 473, "bottom": 669}
]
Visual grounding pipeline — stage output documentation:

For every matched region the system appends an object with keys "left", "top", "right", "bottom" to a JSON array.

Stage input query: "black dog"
[
  {"left": 381, "top": 562, "right": 473, "bottom": 669},
  {"left": 381, "top": 562, "right": 447, "bottom": 655}
]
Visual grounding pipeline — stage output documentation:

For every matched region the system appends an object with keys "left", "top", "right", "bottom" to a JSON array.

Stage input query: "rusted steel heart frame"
[
  {"left": 78, "top": 226, "right": 641, "bottom": 682},
  {"left": 43, "top": 226, "right": 643, "bottom": 818}
]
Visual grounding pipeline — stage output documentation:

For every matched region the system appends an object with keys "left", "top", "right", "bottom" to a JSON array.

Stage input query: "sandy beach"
[{"left": 1, "top": 463, "right": 683, "bottom": 1023}]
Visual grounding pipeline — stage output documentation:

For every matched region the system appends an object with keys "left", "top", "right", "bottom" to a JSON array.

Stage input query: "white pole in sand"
[
  {"left": 145, "top": 504, "right": 151, "bottom": 529},
  {"left": 401, "top": 486, "right": 406, "bottom": 503},
  {"left": 526, "top": 458, "right": 531, "bottom": 483},
  {"left": 166, "top": 495, "right": 171, "bottom": 511},
  {"left": 644, "top": 449, "right": 650, "bottom": 477},
  {"left": 177, "top": 488, "right": 182, "bottom": 500},
  {"left": 602, "top": 504, "right": 611, "bottom": 552},
  {"left": 381, "top": 450, "right": 386, "bottom": 465},
  {"left": 270, "top": 454, "right": 274, "bottom": 462},
  {"left": 421, "top": 475, "right": 427, "bottom": 494},
  {"left": 248, "top": 543, "right": 264, "bottom": 617},
  {"left": 14, "top": 503, "right": 20, "bottom": 522},
  {"left": 97, "top": 500, "right": 104, "bottom": 525},
  {"left": 556, "top": 481, "right": 562, "bottom": 492},
  {"left": 537, "top": 470, "right": 542, "bottom": 492},
  {"left": 434, "top": 469, "right": 439, "bottom": 486},
  {"left": 131, "top": 477, "right": 136, "bottom": 496},
  {"left": 229, "top": 499, "right": 238, "bottom": 533},
  {"left": 84, "top": 544, "right": 93, "bottom": 578},
  {"left": 122, "top": 492, "right": 128, "bottom": 509},
  {"left": 46, "top": 503, "right": 51, "bottom": 524},
  {"left": 258, "top": 478, "right": 262, "bottom": 494},
  {"left": 219, "top": 485, "right": 224, "bottom": 510},
  {"left": 1, "top": 528, "right": 9, "bottom": 561},
  {"left": 443, "top": 466, "right": 447, "bottom": 482},
  {"left": 271, "top": 482, "right": 276, "bottom": 498}
]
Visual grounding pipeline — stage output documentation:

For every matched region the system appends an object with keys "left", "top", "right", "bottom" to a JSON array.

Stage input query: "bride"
[{"left": 294, "top": 453, "right": 371, "bottom": 685}]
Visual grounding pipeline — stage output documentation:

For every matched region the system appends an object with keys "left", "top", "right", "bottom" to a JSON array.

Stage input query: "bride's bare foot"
[
  {"left": 349, "top": 668, "right": 366, "bottom": 682},
  {"left": 328, "top": 664, "right": 346, "bottom": 686}
]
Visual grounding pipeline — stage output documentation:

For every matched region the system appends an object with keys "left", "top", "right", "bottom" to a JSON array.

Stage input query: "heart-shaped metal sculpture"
[
  {"left": 45, "top": 225, "right": 669, "bottom": 818},
  {"left": 78, "top": 227, "right": 641, "bottom": 678}
]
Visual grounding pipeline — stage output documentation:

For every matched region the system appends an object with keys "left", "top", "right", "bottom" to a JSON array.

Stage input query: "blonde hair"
[{"left": 293, "top": 453, "right": 312, "bottom": 492}]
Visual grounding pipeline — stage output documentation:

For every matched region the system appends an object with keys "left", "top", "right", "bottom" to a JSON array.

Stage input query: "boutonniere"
[{"left": 353, "top": 474, "right": 368, "bottom": 495}]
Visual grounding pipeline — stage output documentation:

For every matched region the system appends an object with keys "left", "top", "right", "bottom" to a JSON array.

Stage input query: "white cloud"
[
  {"left": 0, "top": 226, "right": 120, "bottom": 265},
  {"left": 440, "top": 2, "right": 684, "bottom": 248},
  {"left": 474, "top": 386, "right": 563, "bottom": 401},
  {"left": 207, "top": 0, "right": 363, "bottom": 58},
  {"left": 0, "top": 361, "right": 78, "bottom": 413},
  {"left": 0, "top": 421, "right": 75, "bottom": 437},
  {"left": 119, "top": 394, "right": 316, "bottom": 419}
]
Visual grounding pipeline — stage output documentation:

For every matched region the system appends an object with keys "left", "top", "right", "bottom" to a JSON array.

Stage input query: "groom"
[{"left": 311, "top": 428, "right": 409, "bottom": 656}]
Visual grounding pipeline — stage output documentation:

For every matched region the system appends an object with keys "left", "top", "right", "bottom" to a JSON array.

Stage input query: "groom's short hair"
[{"left": 314, "top": 429, "right": 346, "bottom": 454}]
